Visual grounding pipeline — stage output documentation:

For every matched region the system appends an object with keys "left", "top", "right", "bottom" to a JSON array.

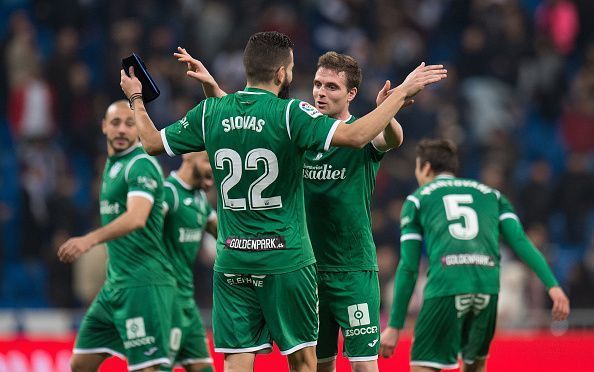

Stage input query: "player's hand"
[
  {"left": 174, "top": 46, "right": 217, "bottom": 87},
  {"left": 377, "top": 80, "right": 415, "bottom": 109},
  {"left": 397, "top": 62, "right": 447, "bottom": 99},
  {"left": 548, "top": 286, "right": 570, "bottom": 321},
  {"left": 120, "top": 67, "right": 143, "bottom": 99},
  {"left": 379, "top": 326, "right": 400, "bottom": 358},
  {"left": 57, "top": 235, "right": 93, "bottom": 263}
]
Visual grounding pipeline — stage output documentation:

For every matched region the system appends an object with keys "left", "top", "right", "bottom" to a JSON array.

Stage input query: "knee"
[
  {"left": 69, "top": 355, "right": 87, "bottom": 372},
  {"left": 351, "top": 360, "right": 379, "bottom": 372},
  {"left": 317, "top": 359, "right": 336, "bottom": 372}
]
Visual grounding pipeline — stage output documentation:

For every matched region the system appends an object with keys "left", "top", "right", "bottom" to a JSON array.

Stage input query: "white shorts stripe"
[
  {"left": 348, "top": 355, "right": 378, "bottom": 362},
  {"left": 215, "top": 343, "right": 272, "bottom": 354},
  {"left": 280, "top": 341, "right": 317, "bottom": 355},
  {"left": 128, "top": 357, "right": 171, "bottom": 371},
  {"left": 179, "top": 357, "right": 213, "bottom": 365},
  {"left": 411, "top": 360, "right": 459, "bottom": 369},
  {"left": 73, "top": 347, "right": 125, "bottom": 359}
]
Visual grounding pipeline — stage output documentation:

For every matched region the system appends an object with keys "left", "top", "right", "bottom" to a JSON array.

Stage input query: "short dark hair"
[
  {"left": 416, "top": 138, "right": 459, "bottom": 175},
  {"left": 244, "top": 31, "right": 294, "bottom": 84},
  {"left": 317, "top": 51, "right": 362, "bottom": 90}
]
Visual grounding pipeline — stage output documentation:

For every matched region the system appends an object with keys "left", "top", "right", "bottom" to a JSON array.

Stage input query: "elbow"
[
  {"left": 349, "top": 133, "right": 368, "bottom": 149},
  {"left": 144, "top": 145, "right": 161, "bottom": 156}
]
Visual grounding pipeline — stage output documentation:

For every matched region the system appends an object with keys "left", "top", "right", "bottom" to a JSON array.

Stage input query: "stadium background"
[{"left": 1, "top": 0, "right": 593, "bottom": 370}]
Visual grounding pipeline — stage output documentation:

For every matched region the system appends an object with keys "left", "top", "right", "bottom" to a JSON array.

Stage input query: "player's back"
[
  {"left": 403, "top": 175, "right": 505, "bottom": 298},
  {"left": 200, "top": 88, "right": 338, "bottom": 274}
]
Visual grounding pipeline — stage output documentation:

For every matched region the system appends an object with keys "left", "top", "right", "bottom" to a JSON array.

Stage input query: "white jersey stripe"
[
  {"left": 401, "top": 233, "right": 423, "bottom": 242},
  {"left": 128, "top": 191, "right": 154, "bottom": 204},
  {"left": 324, "top": 119, "right": 341, "bottom": 151},
  {"left": 201, "top": 100, "right": 207, "bottom": 146},
  {"left": 406, "top": 195, "right": 420, "bottom": 209},
  {"left": 499, "top": 212, "right": 519, "bottom": 222},
  {"left": 160, "top": 128, "right": 175, "bottom": 157},
  {"left": 285, "top": 99, "right": 294, "bottom": 140}
]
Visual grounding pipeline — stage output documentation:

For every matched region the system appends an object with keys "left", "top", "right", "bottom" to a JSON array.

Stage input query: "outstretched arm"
[
  {"left": 174, "top": 47, "right": 227, "bottom": 98},
  {"left": 371, "top": 80, "right": 405, "bottom": 151},
  {"left": 331, "top": 63, "right": 446, "bottom": 149}
]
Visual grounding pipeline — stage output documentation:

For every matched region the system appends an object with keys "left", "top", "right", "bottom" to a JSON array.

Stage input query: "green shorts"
[
  {"left": 169, "top": 294, "right": 212, "bottom": 366},
  {"left": 411, "top": 294, "right": 498, "bottom": 370},
  {"left": 74, "top": 284, "right": 175, "bottom": 371},
  {"left": 316, "top": 271, "right": 380, "bottom": 363},
  {"left": 212, "top": 264, "right": 318, "bottom": 355}
]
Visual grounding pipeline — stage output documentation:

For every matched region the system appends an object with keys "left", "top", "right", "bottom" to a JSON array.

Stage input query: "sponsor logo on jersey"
[
  {"left": 224, "top": 274, "right": 266, "bottom": 287},
  {"left": 221, "top": 115, "right": 265, "bottom": 133},
  {"left": 225, "top": 235, "right": 286, "bottom": 251},
  {"left": 109, "top": 162, "right": 123, "bottom": 179},
  {"left": 180, "top": 116, "right": 189, "bottom": 129},
  {"left": 136, "top": 176, "right": 158, "bottom": 191},
  {"left": 100, "top": 200, "right": 121, "bottom": 215},
  {"left": 299, "top": 101, "right": 322, "bottom": 118},
  {"left": 347, "top": 303, "right": 371, "bottom": 327},
  {"left": 179, "top": 228, "right": 203, "bottom": 243},
  {"left": 455, "top": 294, "right": 491, "bottom": 317},
  {"left": 123, "top": 317, "right": 156, "bottom": 349},
  {"left": 303, "top": 164, "right": 346, "bottom": 180},
  {"left": 441, "top": 254, "right": 495, "bottom": 267}
]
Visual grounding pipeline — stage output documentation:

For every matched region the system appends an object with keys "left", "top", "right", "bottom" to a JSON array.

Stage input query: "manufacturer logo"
[
  {"left": 126, "top": 317, "right": 146, "bottom": 340},
  {"left": 455, "top": 294, "right": 491, "bottom": 317},
  {"left": 143, "top": 347, "right": 158, "bottom": 356},
  {"left": 347, "top": 303, "right": 371, "bottom": 327},
  {"left": 314, "top": 153, "right": 323, "bottom": 161},
  {"left": 368, "top": 339, "right": 379, "bottom": 347},
  {"left": 183, "top": 197, "right": 193, "bottom": 206},
  {"left": 299, "top": 101, "right": 322, "bottom": 118}
]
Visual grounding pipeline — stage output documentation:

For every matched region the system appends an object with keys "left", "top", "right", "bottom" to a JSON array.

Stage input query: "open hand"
[
  {"left": 398, "top": 62, "right": 447, "bottom": 99},
  {"left": 174, "top": 46, "right": 216, "bottom": 86},
  {"left": 377, "top": 80, "right": 415, "bottom": 109}
]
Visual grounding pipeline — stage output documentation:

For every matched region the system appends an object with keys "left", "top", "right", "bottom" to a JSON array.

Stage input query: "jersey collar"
[
  {"left": 111, "top": 142, "right": 141, "bottom": 159},
  {"left": 238, "top": 87, "right": 277, "bottom": 97},
  {"left": 436, "top": 173, "right": 455, "bottom": 179},
  {"left": 170, "top": 171, "right": 193, "bottom": 191}
]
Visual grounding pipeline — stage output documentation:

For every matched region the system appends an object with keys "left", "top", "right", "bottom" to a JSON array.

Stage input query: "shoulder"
[{"left": 125, "top": 153, "right": 163, "bottom": 179}]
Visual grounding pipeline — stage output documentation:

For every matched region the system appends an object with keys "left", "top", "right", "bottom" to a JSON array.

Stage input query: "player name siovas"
[
  {"left": 178, "top": 228, "right": 203, "bottom": 243},
  {"left": 221, "top": 115, "right": 266, "bottom": 133},
  {"left": 225, "top": 235, "right": 286, "bottom": 251},
  {"left": 441, "top": 254, "right": 495, "bottom": 267},
  {"left": 303, "top": 164, "right": 346, "bottom": 180}
]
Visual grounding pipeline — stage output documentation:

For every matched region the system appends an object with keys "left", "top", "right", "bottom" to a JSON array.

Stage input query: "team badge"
[{"left": 299, "top": 101, "right": 322, "bottom": 118}]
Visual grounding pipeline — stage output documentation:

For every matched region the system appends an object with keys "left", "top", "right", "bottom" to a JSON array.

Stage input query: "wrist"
[{"left": 128, "top": 92, "right": 143, "bottom": 109}]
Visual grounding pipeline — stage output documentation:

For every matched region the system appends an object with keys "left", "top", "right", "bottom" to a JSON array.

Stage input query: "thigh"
[
  {"left": 259, "top": 264, "right": 319, "bottom": 355},
  {"left": 212, "top": 271, "right": 272, "bottom": 354},
  {"left": 74, "top": 285, "right": 126, "bottom": 359},
  {"left": 329, "top": 271, "right": 380, "bottom": 362},
  {"left": 173, "top": 299, "right": 213, "bottom": 365},
  {"left": 112, "top": 285, "right": 175, "bottom": 371},
  {"left": 460, "top": 294, "right": 498, "bottom": 364},
  {"left": 411, "top": 296, "right": 461, "bottom": 370},
  {"left": 316, "top": 272, "right": 340, "bottom": 362}
]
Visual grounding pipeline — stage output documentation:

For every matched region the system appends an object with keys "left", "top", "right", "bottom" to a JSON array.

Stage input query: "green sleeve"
[
  {"left": 389, "top": 238, "right": 421, "bottom": 328},
  {"left": 288, "top": 99, "right": 341, "bottom": 152},
  {"left": 389, "top": 195, "right": 423, "bottom": 328},
  {"left": 498, "top": 195, "right": 558, "bottom": 289},
  {"left": 161, "top": 101, "right": 207, "bottom": 156},
  {"left": 500, "top": 217, "right": 559, "bottom": 289},
  {"left": 163, "top": 182, "right": 178, "bottom": 214}
]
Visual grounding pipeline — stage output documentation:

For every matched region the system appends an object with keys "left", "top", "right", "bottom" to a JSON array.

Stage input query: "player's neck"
[
  {"left": 246, "top": 82, "right": 280, "bottom": 96},
  {"left": 332, "top": 109, "right": 352, "bottom": 121},
  {"left": 175, "top": 167, "right": 196, "bottom": 190}
]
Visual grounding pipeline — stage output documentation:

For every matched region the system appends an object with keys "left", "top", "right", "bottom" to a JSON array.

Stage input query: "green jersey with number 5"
[
  {"left": 161, "top": 88, "right": 341, "bottom": 274},
  {"left": 400, "top": 175, "right": 516, "bottom": 298}
]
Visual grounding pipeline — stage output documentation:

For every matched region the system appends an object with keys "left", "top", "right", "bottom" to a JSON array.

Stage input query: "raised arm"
[
  {"left": 331, "top": 63, "right": 446, "bottom": 149},
  {"left": 174, "top": 47, "right": 227, "bottom": 98},
  {"left": 120, "top": 68, "right": 164, "bottom": 155},
  {"left": 371, "top": 80, "right": 405, "bottom": 151}
]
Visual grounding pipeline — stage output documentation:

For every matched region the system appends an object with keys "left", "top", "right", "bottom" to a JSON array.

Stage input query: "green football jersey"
[
  {"left": 304, "top": 115, "right": 383, "bottom": 271},
  {"left": 400, "top": 175, "right": 516, "bottom": 299},
  {"left": 99, "top": 144, "right": 175, "bottom": 288},
  {"left": 161, "top": 88, "right": 341, "bottom": 274},
  {"left": 162, "top": 171, "right": 215, "bottom": 300}
]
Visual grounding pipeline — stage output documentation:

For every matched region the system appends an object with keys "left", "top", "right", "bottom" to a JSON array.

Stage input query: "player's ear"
[
  {"left": 101, "top": 119, "right": 107, "bottom": 134},
  {"left": 347, "top": 87, "right": 358, "bottom": 102},
  {"left": 274, "top": 65, "right": 285, "bottom": 86}
]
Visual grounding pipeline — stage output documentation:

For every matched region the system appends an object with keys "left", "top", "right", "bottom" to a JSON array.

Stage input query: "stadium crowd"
[{"left": 1, "top": 0, "right": 593, "bottom": 329}]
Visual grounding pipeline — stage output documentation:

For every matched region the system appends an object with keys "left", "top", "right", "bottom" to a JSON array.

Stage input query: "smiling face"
[
  {"left": 312, "top": 67, "right": 357, "bottom": 120},
  {"left": 101, "top": 101, "right": 138, "bottom": 155}
]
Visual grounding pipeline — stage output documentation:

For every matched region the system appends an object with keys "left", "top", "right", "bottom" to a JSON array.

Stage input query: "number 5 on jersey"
[
  {"left": 215, "top": 148, "right": 282, "bottom": 211},
  {"left": 442, "top": 194, "right": 479, "bottom": 240}
]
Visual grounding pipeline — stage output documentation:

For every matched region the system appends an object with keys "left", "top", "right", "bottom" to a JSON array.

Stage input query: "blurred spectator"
[
  {"left": 518, "top": 160, "right": 553, "bottom": 227},
  {"left": 536, "top": 0, "right": 579, "bottom": 55}
]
